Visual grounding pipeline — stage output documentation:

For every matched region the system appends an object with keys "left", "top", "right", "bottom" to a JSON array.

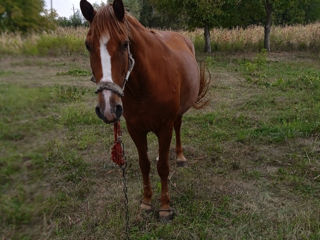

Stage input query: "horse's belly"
[
  {"left": 178, "top": 57, "right": 200, "bottom": 115},
  {"left": 123, "top": 93, "right": 179, "bottom": 131}
]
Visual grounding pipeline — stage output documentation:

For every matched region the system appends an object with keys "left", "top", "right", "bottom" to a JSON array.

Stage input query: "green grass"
[
  {"left": 0, "top": 53, "right": 319, "bottom": 239},
  {"left": 56, "top": 69, "right": 91, "bottom": 77},
  {"left": 0, "top": 70, "right": 15, "bottom": 76}
]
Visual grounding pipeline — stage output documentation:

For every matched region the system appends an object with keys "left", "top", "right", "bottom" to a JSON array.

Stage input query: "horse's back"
[{"left": 152, "top": 30, "right": 195, "bottom": 56}]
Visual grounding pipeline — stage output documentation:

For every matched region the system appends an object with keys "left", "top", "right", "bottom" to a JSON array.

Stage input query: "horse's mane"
[{"left": 92, "top": 4, "right": 129, "bottom": 40}]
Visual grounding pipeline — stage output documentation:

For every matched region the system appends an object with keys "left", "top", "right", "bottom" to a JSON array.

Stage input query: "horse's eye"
[{"left": 122, "top": 41, "right": 129, "bottom": 50}]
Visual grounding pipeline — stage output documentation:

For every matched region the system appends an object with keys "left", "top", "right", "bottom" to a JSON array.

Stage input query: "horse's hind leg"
[
  {"left": 127, "top": 125, "right": 152, "bottom": 212},
  {"left": 174, "top": 115, "right": 187, "bottom": 167}
]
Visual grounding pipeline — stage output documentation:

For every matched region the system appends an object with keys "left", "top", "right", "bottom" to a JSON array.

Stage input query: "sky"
[{"left": 44, "top": 0, "right": 106, "bottom": 18}]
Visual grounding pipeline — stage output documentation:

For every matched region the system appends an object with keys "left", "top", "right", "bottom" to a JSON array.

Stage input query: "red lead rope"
[
  {"left": 111, "top": 121, "right": 126, "bottom": 166},
  {"left": 111, "top": 121, "right": 129, "bottom": 239}
]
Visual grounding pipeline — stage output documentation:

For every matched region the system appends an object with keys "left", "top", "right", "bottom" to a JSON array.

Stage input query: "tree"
[
  {"left": 152, "top": 0, "right": 228, "bottom": 53},
  {"left": 263, "top": 0, "right": 273, "bottom": 51},
  {"left": 221, "top": 0, "right": 320, "bottom": 52},
  {"left": 56, "top": 9, "right": 86, "bottom": 27},
  {"left": 222, "top": 0, "right": 262, "bottom": 27},
  {"left": 260, "top": 0, "right": 320, "bottom": 51},
  {"left": 69, "top": 9, "right": 85, "bottom": 27},
  {"left": 273, "top": 0, "right": 320, "bottom": 25},
  {"left": 124, "top": 0, "right": 142, "bottom": 19},
  {"left": 140, "top": 0, "right": 185, "bottom": 28},
  {"left": 140, "top": 0, "right": 153, "bottom": 26},
  {"left": 304, "top": 0, "right": 320, "bottom": 23},
  {"left": 220, "top": 0, "right": 274, "bottom": 51},
  {"left": 151, "top": 0, "right": 320, "bottom": 52},
  {"left": 0, "top": 0, "right": 55, "bottom": 32},
  {"left": 185, "top": 0, "right": 224, "bottom": 53}
]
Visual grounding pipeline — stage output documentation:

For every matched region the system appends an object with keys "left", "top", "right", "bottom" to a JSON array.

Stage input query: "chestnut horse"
[{"left": 80, "top": 0, "right": 209, "bottom": 220}]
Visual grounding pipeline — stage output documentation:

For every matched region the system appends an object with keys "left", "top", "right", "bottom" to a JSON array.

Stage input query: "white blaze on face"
[
  {"left": 99, "top": 35, "right": 115, "bottom": 119},
  {"left": 100, "top": 35, "right": 112, "bottom": 83}
]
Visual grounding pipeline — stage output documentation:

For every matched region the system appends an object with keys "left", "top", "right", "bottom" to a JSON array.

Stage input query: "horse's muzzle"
[{"left": 95, "top": 105, "right": 123, "bottom": 124}]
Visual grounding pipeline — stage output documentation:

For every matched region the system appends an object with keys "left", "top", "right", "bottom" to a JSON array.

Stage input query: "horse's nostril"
[
  {"left": 95, "top": 106, "right": 102, "bottom": 119},
  {"left": 115, "top": 105, "right": 123, "bottom": 119}
]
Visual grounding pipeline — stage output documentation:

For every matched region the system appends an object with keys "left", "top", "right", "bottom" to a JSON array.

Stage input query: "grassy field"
[
  {"left": 0, "top": 51, "right": 320, "bottom": 239},
  {"left": 1, "top": 23, "right": 320, "bottom": 55}
]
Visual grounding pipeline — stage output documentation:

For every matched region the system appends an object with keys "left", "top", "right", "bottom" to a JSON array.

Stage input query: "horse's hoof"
[
  {"left": 159, "top": 208, "right": 175, "bottom": 222},
  {"left": 177, "top": 161, "right": 187, "bottom": 167},
  {"left": 140, "top": 201, "right": 152, "bottom": 214},
  {"left": 176, "top": 154, "right": 187, "bottom": 167}
]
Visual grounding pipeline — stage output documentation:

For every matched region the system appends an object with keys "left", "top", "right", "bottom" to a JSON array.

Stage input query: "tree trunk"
[
  {"left": 264, "top": 0, "right": 273, "bottom": 52},
  {"left": 204, "top": 25, "right": 211, "bottom": 53}
]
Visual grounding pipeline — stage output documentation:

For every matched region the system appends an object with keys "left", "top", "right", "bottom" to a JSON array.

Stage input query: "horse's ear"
[
  {"left": 113, "top": 0, "right": 125, "bottom": 22},
  {"left": 80, "top": 0, "right": 96, "bottom": 23}
]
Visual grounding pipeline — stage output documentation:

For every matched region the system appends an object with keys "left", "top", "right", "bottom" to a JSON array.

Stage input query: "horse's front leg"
[
  {"left": 156, "top": 123, "right": 174, "bottom": 220},
  {"left": 127, "top": 125, "right": 152, "bottom": 212}
]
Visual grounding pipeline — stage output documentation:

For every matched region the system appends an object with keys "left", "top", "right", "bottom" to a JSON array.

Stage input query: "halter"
[{"left": 94, "top": 43, "right": 135, "bottom": 97}]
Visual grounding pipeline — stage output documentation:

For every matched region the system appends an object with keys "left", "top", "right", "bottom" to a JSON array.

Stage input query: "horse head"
[{"left": 80, "top": 0, "right": 133, "bottom": 124}]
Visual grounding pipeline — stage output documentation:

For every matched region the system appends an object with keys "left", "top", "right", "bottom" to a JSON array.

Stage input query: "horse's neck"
[
  {"left": 127, "top": 17, "right": 151, "bottom": 56},
  {"left": 126, "top": 17, "right": 155, "bottom": 95}
]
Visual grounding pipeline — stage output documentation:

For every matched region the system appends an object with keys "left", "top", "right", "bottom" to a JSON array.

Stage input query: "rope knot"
[{"left": 111, "top": 121, "right": 125, "bottom": 166}]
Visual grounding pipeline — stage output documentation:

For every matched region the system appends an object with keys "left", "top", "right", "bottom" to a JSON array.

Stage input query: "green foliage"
[
  {"left": 151, "top": 0, "right": 320, "bottom": 31},
  {"left": 46, "top": 141, "right": 89, "bottom": 183},
  {"left": 22, "top": 35, "right": 86, "bottom": 56},
  {"left": 126, "top": 0, "right": 181, "bottom": 28},
  {"left": 151, "top": 0, "right": 227, "bottom": 29},
  {"left": 124, "top": 0, "right": 142, "bottom": 19},
  {"left": 305, "top": 0, "right": 320, "bottom": 23},
  {"left": 0, "top": 0, "right": 55, "bottom": 33},
  {"left": 205, "top": 56, "right": 216, "bottom": 68},
  {"left": 56, "top": 69, "right": 91, "bottom": 77},
  {"left": 184, "top": 0, "right": 224, "bottom": 29},
  {"left": 223, "top": 0, "right": 320, "bottom": 28},
  {"left": 272, "top": 72, "right": 320, "bottom": 90},
  {"left": 241, "top": 50, "right": 268, "bottom": 83},
  {"left": 90, "top": 0, "right": 143, "bottom": 22},
  {"left": 139, "top": 0, "right": 153, "bottom": 26},
  {"left": 274, "top": 0, "right": 320, "bottom": 25},
  {"left": 151, "top": 0, "right": 232, "bottom": 51},
  {"left": 53, "top": 85, "right": 89, "bottom": 102},
  {"left": 0, "top": 188, "right": 33, "bottom": 225},
  {"left": 56, "top": 10, "right": 87, "bottom": 28},
  {"left": 0, "top": 84, "right": 53, "bottom": 116},
  {"left": 59, "top": 105, "right": 101, "bottom": 128},
  {"left": 221, "top": 0, "right": 264, "bottom": 27}
]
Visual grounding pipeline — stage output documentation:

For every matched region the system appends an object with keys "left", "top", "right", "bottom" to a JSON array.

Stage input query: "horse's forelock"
[{"left": 92, "top": 4, "right": 128, "bottom": 41}]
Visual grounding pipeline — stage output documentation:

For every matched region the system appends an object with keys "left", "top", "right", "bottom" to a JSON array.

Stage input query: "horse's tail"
[{"left": 193, "top": 62, "right": 210, "bottom": 109}]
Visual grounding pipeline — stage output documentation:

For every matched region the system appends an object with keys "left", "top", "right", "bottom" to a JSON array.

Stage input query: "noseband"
[{"left": 93, "top": 43, "right": 135, "bottom": 97}]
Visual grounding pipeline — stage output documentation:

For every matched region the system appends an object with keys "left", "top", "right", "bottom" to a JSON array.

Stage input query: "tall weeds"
[
  {"left": 0, "top": 27, "right": 87, "bottom": 56},
  {"left": 1, "top": 23, "right": 320, "bottom": 56},
  {"left": 184, "top": 23, "right": 320, "bottom": 52}
]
